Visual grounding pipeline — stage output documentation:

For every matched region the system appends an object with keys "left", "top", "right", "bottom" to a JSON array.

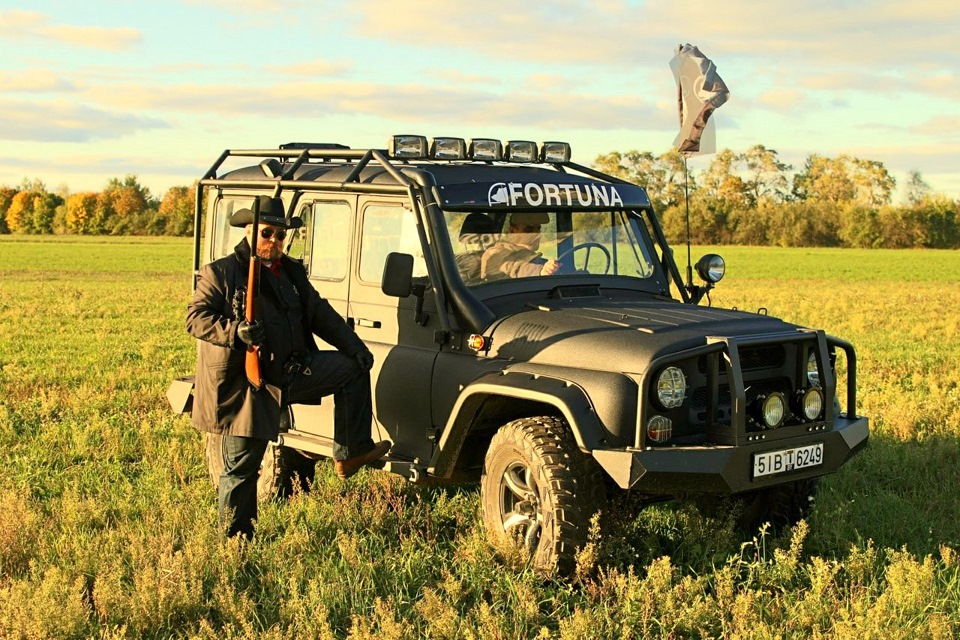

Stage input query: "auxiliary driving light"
[
  {"left": 758, "top": 392, "right": 787, "bottom": 429},
  {"left": 468, "top": 138, "right": 503, "bottom": 161},
  {"left": 695, "top": 253, "right": 726, "bottom": 283},
  {"left": 646, "top": 415, "right": 673, "bottom": 443},
  {"left": 505, "top": 140, "right": 539, "bottom": 163},
  {"left": 430, "top": 137, "right": 466, "bottom": 160},
  {"left": 797, "top": 387, "right": 824, "bottom": 421},
  {"left": 389, "top": 135, "right": 428, "bottom": 159},
  {"left": 656, "top": 366, "right": 687, "bottom": 409},
  {"left": 540, "top": 141, "right": 571, "bottom": 163}
]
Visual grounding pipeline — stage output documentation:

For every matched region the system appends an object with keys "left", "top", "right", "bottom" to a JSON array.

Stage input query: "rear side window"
[
  {"left": 305, "top": 201, "right": 352, "bottom": 281},
  {"left": 359, "top": 204, "right": 428, "bottom": 284},
  {"left": 211, "top": 197, "right": 249, "bottom": 261}
]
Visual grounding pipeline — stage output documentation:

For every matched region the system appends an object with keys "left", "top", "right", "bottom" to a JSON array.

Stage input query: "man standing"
[
  {"left": 480, "top": 212, "right": 561, "bottom": 281},
  {"left": 186, "top": 195, "right": 390, "bottom": 538}
]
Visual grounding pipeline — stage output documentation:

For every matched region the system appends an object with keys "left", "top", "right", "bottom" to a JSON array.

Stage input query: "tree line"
[
  {"left": 2, "top": 147, "right": 959, "bottom": 248},
  {"left": 0, "top": 176, "right": 194, "bottom": 237},
  {"left": 595, "top": 146, "right": 960, "bottom": 248}
]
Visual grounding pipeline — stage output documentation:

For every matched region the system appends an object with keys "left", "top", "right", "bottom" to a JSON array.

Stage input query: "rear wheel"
[
  {"left": 480, "top": 416, "right": 605, "bottom": 574},
  {"left": 204, "top": 434, "right": 316, "bottom": 501}
]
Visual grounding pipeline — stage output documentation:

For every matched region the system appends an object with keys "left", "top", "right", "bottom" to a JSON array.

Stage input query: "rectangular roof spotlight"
[
  {"left": 505, "top": 140, "right": 539, "bottom": 163},
  {"left": 430, "top": 137, "right": 467, "bottom": 160},
  {"left": 540, "top": 141, "right": 571, "bottom": 163},
  {"left": 389, "top": 135, "right": 428, "bottom": 159},
  {"left": 468, "top": 138, "right": 503, "bottom": 161}
]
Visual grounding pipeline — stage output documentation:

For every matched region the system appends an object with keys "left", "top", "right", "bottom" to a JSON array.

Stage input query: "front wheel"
[
  {"left": 480, "top": 416, "right": 605, "bottom": 574},
  {"left": 695, "top": 477, "right": 820, "bottom": 535}
]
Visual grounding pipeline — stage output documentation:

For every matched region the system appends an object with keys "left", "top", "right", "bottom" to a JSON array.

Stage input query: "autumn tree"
[
  {"left": 158, "top": 185, "right": 196, "bottom": 236},
  {"left": 100, "top": 175, "right": 156, "bottom": 234},
  {"left": 905, "top": 170, "right": 932, "bottom": 207},
  {"left": 66, "top": 192, "right": 100, "bottom": 234},
  {"left": 593, "top": 149, "right": 689, "bottom": 211},
  {"left": 3, "top": 180, "right": 62, "bottom": 234},
  {"left": 0, "top": 186, "right": 17, "bottom": 234},
  {"left": 741, "top": 144, "right": 791, "bottom": 206},
  {"left": 792, "top": 154, "right": 894, "bottom": 206}
]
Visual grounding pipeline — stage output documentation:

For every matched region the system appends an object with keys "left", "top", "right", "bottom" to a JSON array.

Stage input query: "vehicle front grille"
[
  {"left": 697, "top": 344, "right": 785, "bottom": 374},
  {"left": 691, "top": 377, "right": 792, "bottom": 427}
]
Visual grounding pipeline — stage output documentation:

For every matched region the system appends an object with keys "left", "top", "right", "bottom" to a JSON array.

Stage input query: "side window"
[
  {"left": 212, "top": 197, "right": 249, "bottom": 260},
  {"left": 308, "top": 201, "right": 352, "bottom": 281},
  {"left": 285, "top": 202, "right": 312, "bottom": 266},
  {"left": 359, "top": 204, "right": 428, "bottom": 284}
]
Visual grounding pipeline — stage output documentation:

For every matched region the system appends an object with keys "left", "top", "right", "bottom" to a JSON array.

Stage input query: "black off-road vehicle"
[{"left": 169, "top": 136, "right": 868, "bottom": 572}]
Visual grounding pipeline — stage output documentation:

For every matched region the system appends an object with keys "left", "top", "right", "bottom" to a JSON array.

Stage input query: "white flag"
[{"left": 670, "top": 43, "right": 730, "bottom": 156}]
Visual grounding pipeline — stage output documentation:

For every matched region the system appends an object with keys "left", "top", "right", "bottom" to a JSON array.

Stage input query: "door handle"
[{"left": 356, "top": 318, "right": 382, "bottom": 329}]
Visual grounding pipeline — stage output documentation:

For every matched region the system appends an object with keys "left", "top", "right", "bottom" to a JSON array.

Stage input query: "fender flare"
[{"left": 428, "top": 369, "right": 606, "bottom": 478}]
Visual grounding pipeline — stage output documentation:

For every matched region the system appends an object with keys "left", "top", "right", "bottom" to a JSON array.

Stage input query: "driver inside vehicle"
[{"left": 480, "top": 211, "right": 561, "bottom": 281}]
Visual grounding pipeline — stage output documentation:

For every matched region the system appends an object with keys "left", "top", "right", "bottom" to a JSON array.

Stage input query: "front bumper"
[{"left": 592, "top": 413, "right": 868, "bottom": 495}]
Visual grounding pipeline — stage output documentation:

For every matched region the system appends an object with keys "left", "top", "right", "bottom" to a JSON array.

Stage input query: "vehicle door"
[
  {"left": 350, "top": 198, "right": 439, "bottom": 462},
  {"left": 287, "top": 196, "right": 357, "bottom": 442}
]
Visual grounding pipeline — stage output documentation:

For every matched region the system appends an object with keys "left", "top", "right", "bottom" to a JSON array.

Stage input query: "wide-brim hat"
[{"left": 229, "top": 195, "right": 303, "bottom": 229}]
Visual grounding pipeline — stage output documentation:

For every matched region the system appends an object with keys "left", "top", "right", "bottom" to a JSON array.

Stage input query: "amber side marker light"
[{"left": 467, "top": 334, "right": 490, "bottom": 352}]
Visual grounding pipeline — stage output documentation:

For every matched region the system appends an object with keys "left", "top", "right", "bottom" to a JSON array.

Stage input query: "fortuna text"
[{"left": 488, "top": 182, "right": 624, "bottom": 208}]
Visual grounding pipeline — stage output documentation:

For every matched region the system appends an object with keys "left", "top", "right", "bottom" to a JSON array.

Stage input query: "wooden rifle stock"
[{"left": 244, "top": 198, "right": 263, "bottom": 390}]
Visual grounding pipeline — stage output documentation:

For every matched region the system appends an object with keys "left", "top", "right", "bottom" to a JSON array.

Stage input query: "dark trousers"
[
  {"left": 285, "top": 350, "right": 376, "bottom": 461},
  {"left": 219, "top": 350, "right": 374, "bottom": 537}
]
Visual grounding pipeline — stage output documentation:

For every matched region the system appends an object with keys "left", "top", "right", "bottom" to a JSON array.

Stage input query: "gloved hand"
[
  {"left": 355, "top": 349, "right": 374, "bottom": 372},
  {"left": 237, "top": 320, "right": 266, "bottom": 347}
]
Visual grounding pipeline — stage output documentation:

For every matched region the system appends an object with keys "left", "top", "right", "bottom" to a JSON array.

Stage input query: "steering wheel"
[{"left": 556, "top": 242, "right": 611, "bottom": 274}]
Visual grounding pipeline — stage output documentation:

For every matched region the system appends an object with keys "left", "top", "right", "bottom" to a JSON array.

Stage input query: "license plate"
[{"left": 753, "top": 443, "right": 824, "bottom": 478}]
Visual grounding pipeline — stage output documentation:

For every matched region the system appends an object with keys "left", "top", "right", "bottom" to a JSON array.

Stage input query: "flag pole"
[{"left": 683, "top": 154, "right": 693, "bottom": 290}]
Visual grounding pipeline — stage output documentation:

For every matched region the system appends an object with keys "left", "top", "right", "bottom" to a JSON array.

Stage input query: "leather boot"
[{"left": 334, "top": 441, "right": 392, "bottom": 479}]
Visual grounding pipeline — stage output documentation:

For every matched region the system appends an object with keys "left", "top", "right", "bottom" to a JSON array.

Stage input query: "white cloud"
[
  {"left": 266, "top": 60, "right": 352, "bottom": 77},
  {"left": 0, "top": 98, "right": 168, "bottom": 142},
  {"left": 0, "top": 70, "right": 78, "bottom": 93},
  {"left": 0, "top": 10, "right": 141, "bottom": 51},
  {"left": 80, "top": 79, "right": 661, "bottom": 131}
]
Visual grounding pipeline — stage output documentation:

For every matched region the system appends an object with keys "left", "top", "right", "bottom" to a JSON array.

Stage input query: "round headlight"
[
  {"left": 760, "top": 392, "right": 786, "bottom": 429},
  {"left": 656, "top": 366, "right": 687, "bottom": 409},
  {"left": 695, "top": 254, "right": 726, "bottom": 283},
  {"left": 807, "top": 352, "right": 820, "bottom": 387},
  {"left": 646, "top": 415, "right": 673, "bottom": 443},
  {"left": 801, "top": 387, "right": 824, "bottom": 421}
]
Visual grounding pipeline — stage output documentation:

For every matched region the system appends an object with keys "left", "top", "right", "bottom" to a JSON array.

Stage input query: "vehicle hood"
[{"left": 486, "top": 299, "right": 802, "bottom": 374}]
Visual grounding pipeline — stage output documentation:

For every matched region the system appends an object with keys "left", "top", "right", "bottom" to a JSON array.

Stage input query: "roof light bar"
[
  {"left": 505, "top": 140, "right": 539, "bottom": 163},
  {"left": 389, "top": 135, "right": 428, "bottom": 159},
  {"left": 540, "top": 141, "right": 571, "bottom": 163},
  {"left": 468, "top": 138, "right": 503, "bottom": 161},
  {"left": 430, "top": 137, "right": 467, "bottom": 160}
]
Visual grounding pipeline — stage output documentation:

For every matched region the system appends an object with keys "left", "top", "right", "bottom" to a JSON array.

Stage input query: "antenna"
[{"left": 683, "top": 154, "right": 693, "bottom": 290}]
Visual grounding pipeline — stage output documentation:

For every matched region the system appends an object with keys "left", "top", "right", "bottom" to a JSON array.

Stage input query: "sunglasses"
[{"left": 259, "top": 228, "right": 287, "bottom": 241}]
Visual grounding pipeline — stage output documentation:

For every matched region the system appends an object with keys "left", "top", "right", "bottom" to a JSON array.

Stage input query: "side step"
[{"left": 277, "top": 430, "right": 424, "bottom": 481}]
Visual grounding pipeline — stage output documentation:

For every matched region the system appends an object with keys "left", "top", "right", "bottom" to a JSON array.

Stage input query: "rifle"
[{"left": 244, "top": 197, "right": 263, "bottom": 390}]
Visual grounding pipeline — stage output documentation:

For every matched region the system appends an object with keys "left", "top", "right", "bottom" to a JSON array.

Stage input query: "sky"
[{"left": 2, "top": 0, "right": 959, "bottom": 203}]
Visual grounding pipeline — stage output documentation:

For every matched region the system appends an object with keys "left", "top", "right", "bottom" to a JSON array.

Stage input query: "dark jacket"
[{"left": 186, "top": 240, "right": 365, "bottom": 439}]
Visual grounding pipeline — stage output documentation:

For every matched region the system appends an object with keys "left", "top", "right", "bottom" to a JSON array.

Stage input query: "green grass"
[{"left": 1, "top": 237, "right": 959, "bottom": 638}]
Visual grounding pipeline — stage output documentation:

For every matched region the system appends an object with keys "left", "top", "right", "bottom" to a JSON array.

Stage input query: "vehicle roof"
[{"left": 221, "top": 161, "right": 604, "bottom": 188}]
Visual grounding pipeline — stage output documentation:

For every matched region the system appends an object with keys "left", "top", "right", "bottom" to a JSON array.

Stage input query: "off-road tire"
[
  {"left": 696, "top": 477, "right": 820, "bottom": 535},
  {"left": 480, "top": 416, "right": 605, "bottom": 575},
  {"left": 204, "top": 433, "right": 283, "bottom": 501}
]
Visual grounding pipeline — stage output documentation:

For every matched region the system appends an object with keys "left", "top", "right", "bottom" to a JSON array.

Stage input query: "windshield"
[{"left": 444, "top": 209, "right": 656, "bottom": 287}]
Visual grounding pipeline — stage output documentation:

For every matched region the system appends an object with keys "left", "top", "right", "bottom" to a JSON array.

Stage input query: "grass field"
[{"left": 1, "top": 236, "right": 959, "bottom": 638}]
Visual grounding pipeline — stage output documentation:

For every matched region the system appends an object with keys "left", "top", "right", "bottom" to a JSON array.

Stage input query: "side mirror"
[{"left": 381, "top": 252, "right": 414, "bottom": 297}]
